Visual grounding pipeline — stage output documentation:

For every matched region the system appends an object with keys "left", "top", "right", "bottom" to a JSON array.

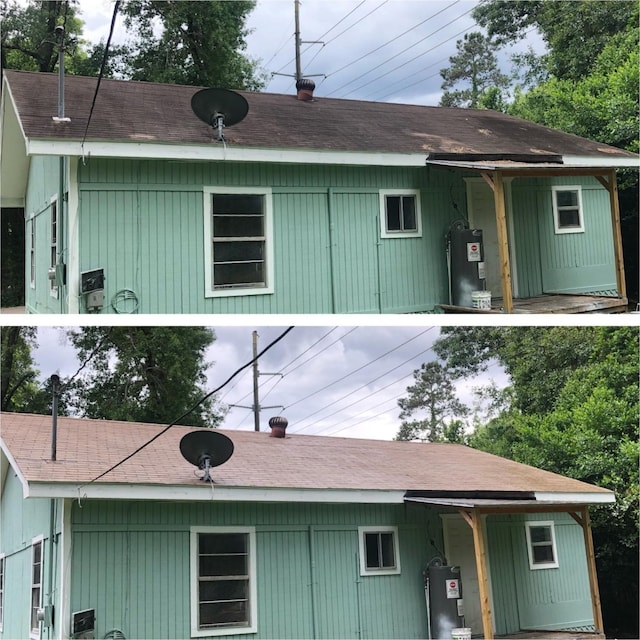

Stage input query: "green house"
[
  {"left": 1, "top": 70, "right": 638, "bottom": 314},
  {"left": 1, "top": 412, "right": 614, "bottom": 639}
]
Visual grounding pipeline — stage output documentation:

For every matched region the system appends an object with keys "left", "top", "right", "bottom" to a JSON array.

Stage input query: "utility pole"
[{"left": 229, "top": 331, "right": 283, "bottom": 431}]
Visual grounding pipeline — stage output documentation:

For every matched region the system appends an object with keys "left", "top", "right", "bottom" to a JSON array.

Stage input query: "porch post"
[
  {"left": 600, "top": 170, "right": 627, "bottom": 299},
  {"left": 483, "top": 171, "right": 513, "bottom": 313},
  {"left": 470, "top": 509, "right": 494, "bottom": 639},
  {"left": 574, "top": 507, "right": 605, "bottom": 634}
]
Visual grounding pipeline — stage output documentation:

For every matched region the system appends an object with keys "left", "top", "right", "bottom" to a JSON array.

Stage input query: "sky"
[
  {"left": 76, "top": 0, "right": 546, "bottom": 106},
  {"left": 30, "top": 324, "right": 509, "bottom": 441}
]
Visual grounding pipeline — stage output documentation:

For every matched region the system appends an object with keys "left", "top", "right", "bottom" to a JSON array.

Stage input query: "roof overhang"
[{"left": 0, "top": 77, "right": 29, "bottom": 207}]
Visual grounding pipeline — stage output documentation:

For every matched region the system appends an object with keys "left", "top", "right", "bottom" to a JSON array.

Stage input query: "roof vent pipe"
[
  {"left": 268, "top": 416, "right": 288, "bottom": 438},
  {"left": 53, "top": 25, "right": 70, "bottom": 123},
  {"left": 296, "top": 78, "right": 315, "bottom": 101},
  {"left": 50, "top": 374, "right": 60, "bottom": 461}
]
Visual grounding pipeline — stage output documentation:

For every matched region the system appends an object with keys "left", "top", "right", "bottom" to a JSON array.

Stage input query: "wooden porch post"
[
  {"left": 459, "top": 508, "right": 494, "bottom": 639},
  {"left": 596, "top": 170, "right": 627, "bottom": 299},
  {"left": 482, "top": 171, "right": 514, "bottom": 313},
  {"left": 570, "top": 507, "right": 605, "bottom": 634}
]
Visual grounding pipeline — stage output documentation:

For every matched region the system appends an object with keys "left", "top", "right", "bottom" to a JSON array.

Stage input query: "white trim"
[
  {"left": 551, "top": 185, "right": 584, "bottom": 234},
  {"left": 0, "top": 439, "right": 30, "bottom": 498},
  {"left": 0, "top": 552, "right": 5, "bottom": 632},
  {"left": 534, "top": 491, "right": 615, "bottom": 504},
  {"left": 26, "top": 482, "right": 407, "bottom": 504},
  {"left": 26, "top": 139, "right": 428, "bottom": 167},
  {"left": 358, "top": 526, "right": 401, "bottom": 576},
  {"left": 525, "top": 520, "right": 559, "bottom": 570},
  {"left": 30, "top": 535, "right": 45, "bottom": 640},
  {"left": 59, "top": 500, "right": 72, "bottom": 640},
  {"left": 49, "top": 195, "right": 59, "bottom": 298},
  {"left": 67, "top": 157, "right": 80, "bottom": 314},
  {"left": 379, "top": 189, "right": 423, "bottom": 238},
  {"left": 190, "top": 526, "right": 257, "bottom": 637},
  {"left": 203, "top": 186, "right": 274, "bottom": 298},
  {"left": 562, "top": 155, "right": 640, "bottom": 168}
]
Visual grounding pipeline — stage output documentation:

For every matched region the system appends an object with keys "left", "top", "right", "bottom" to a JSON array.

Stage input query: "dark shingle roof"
[{"left": 4, "top": 70, "right": 636, "bottom": 160}]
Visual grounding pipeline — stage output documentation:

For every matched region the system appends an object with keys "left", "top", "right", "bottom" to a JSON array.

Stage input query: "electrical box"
[{"left": 81, "top": 268, "right": 105, "bottom": 312}]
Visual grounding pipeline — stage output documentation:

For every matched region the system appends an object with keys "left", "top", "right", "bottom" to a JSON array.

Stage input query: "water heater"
[
  {"left": 449, "top": 226, "right": 486, "bottom": 307},
  {"left": 427, "top": 564, "right": 465, "bottom": 639}
]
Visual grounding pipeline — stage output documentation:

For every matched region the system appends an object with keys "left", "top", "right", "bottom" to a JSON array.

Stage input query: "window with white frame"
[
  {"left": 30, "top": 216, "right": 36, "bottom": 288},
  {"left": 203, "top": 188, "right": 273, "bottom": 297},
  {"left": 190, "top": 527, "right": 257, "bottom": 637},
  {"left": 525, "top": 521, "right": 559, "bottom": 570},
  {"left": 50, "top": 199, "right": 58, "bottom": 296},
  {"left": 552, "top": 186, "right": 584, "bottom": 234},
  {"left": 0, "top": 553, "right": 5, "bottom": 632},
  {"left": 379, "top": 190, "right": 422, "bottom": 238},
  {"left": 358, "top": 526, "right": 401, "bottom": 575},
  {"left": 31, "top": 538, "right": 44, "bottom": 639}
]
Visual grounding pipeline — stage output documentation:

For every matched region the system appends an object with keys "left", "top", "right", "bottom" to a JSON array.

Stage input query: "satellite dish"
[
  {"left": 179, "top": 430, "right": 234, "bottom": 483},
  {"left": 191, "top": 88, "right": 249, "bottom": 141}
]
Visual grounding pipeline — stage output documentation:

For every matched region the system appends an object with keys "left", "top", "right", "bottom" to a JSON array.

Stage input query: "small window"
[
  {"left": 0, "top": 553, "right": 5, "bottom": 632},
  {"left": 31, "top": 538, "right": 44, "bottom": 639},
  {"left": 552, "top": 186, "right": 584, "bottom": 234},
  {"left": 50, "top": 199, "right": 58, "bottom": 297},
  {"left": 203, "top": 187, "right": 274, "bottom": 298},
  {"left": 525, "top": 521, "right": 559, "bottom": 570},
  {"left": 380, "top": 190, "right": 422, "bottom": 238},
  {"left": 358, "top": 526, "right": 401, "bottom": 575},
  {"left": 190, "top": 527, "right": 257, "bottom": 637}
]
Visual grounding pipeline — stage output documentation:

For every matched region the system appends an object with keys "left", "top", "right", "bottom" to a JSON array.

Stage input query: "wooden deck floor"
[
  {"left": 495, "top": 632, "right": 604, "bottom": 640},
  {"left": 440, "top": 294, "right": 629, "bottom": 314}
]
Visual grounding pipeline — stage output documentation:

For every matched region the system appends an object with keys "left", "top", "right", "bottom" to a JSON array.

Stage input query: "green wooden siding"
[{"left": 69, "top": 500, "right": 440, "bottom": 639}]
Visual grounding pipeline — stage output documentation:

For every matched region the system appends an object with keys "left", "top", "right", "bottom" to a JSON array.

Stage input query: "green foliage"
[
  {"left": 395, "top": 361, "right": 469, "bottom": 442},
  {"left": 439, "top": 32, "right": 510, "bottom": 108},
  {"left": 65, "top": 327, "right": 224, "bottom": 426},
  {"left": 0, "top": 326, "right": 49, "bottom": 412},
  {"left": 120, "top": 0, "right": 265, "bottom": 89}
]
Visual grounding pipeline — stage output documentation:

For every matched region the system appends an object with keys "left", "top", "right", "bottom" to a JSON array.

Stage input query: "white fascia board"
[
  {"left": 26, "top": 481, "right": 407, "bottom": 504},
  {"left": 534, "top": 491, "right": 616, "bottom": 504},
  {"left": 25, "top": 139, "right": 427, "bottom": 167},
  {"left": 0, "top": 439, "right": 30, "bottom": 498},
  {"left": 563, "top": 155, "right": 640, "bottom": 168}
]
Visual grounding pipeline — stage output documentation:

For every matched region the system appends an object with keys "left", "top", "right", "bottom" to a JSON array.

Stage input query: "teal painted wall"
[
  {"left": 0, "top": 470, "right": 63, "bottom": 640},
  {"left": 487, "top": 513, "right": 594, "bottom": 635},
  {"left": 511, "top": 177, "right": 617, "bottom": 297},
  {"left": 24, "top": 156, "right": 66, "bottom": 313},
  {"left": 75, "top": 159, "right": 464, "bottom": 313},
  {"left": 69, "top": 500, "right": 443, "bottom": 639}
]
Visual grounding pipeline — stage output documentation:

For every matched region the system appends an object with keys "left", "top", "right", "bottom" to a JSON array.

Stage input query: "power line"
[{"left": 84, "top": 326, "right": 295, "bottom": 485}]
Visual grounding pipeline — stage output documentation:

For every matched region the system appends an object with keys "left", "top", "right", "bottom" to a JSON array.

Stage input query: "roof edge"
[{"left": 0, "top": 438, "right": 30, "bottom": 498}]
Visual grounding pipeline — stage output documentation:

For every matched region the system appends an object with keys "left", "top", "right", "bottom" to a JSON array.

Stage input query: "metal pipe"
[
  {"left": 55, "top": 26, "right": 65, "bottom": 119},
  {"left": 50, "top": 374, "right": 60, "bottom": 461}
]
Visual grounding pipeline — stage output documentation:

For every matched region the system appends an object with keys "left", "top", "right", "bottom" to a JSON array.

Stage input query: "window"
[
  {"left": 358, "top": 526, "right": 401, "bottom": 575},
  {"left": 50, "top": 198, "right": 58, "bottom": 297},
  {"left": 31, "top": 538, "right": 44, "bottom": 639},
  {"left": 203, "top": 187, "right": 273, "bottom": 297},
  {"left": 190, "top": 527, "right": 257, "bottom": 637},
  {"left": 552, "top": 186, "right": 584, "bottom": 234},
  {"left": 0, "top": 553, "right": 5, "bottom": 632},
  {"left": 30, "top": 215, "right": 36, "bottom": 288},
  {"left": 379, "top": 190, "right": 422, "bottom": 238},
  {"left": 525, "top": 521, "right": 559, "bottom": 570}
]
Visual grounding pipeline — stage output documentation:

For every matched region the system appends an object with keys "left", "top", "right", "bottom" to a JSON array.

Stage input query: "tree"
[
  {"left": 0, "top": 0, "right": 84, "bottom": 72},
  {"left": 436, "top": 326, "right": 639, "bottom": 638},
  {"left": 395, "top": 361, "right": 469, "bottom": 442},
  {"left": 120, "top": 0, "right": 265, "bottom": 89},
  {"left": 0, "top": 326, "right": 49, "bottom": 412},
  {"left": 439, "top": 31, "right": 509, "bottom": 108},
  {"left": 65, "top": 327, "right": 225, "bottom": 426}
]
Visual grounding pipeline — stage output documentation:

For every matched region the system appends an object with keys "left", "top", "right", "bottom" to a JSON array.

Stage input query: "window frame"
[
  {"left": 379, "top": 189, "right": 422, "bottom": 238},
  {"left": 49, "top": 197, "right": 59, "bottom": 298},
  {"left": 551, "top": 185, "right": 584, "bottom": 234},
  {"left": 0, "top": 552, "right": 5, "bottom": 632},
  {"left": 358, "top": 526, "right": 401, "bottom": 576},
  {"left": 525, "top": 521, "right": 559, "bottom": 570},
  {"left": 189, "top": 526, "right": 257, "bottom": 637},
  {"left": 203, "top": 187, "right": 274, "bottom": 298},
  {"left": 30, "top": 536, "right": 44, "bottom": 640}
]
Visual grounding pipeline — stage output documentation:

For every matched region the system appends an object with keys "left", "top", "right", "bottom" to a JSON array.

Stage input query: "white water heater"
[
  {"left": 449, "top": 226, "right": 486, "bottom": 307},
  {"left": 427, "top": 564, "right": 465, "bottom": 639}
]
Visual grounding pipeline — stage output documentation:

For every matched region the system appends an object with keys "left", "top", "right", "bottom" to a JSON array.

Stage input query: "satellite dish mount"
[
  {"left": 191, "top": 88, "right": 249, "bottom": 142},
  {"left": 179, "top": 430, "right": 234, "bottom": 483}
]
